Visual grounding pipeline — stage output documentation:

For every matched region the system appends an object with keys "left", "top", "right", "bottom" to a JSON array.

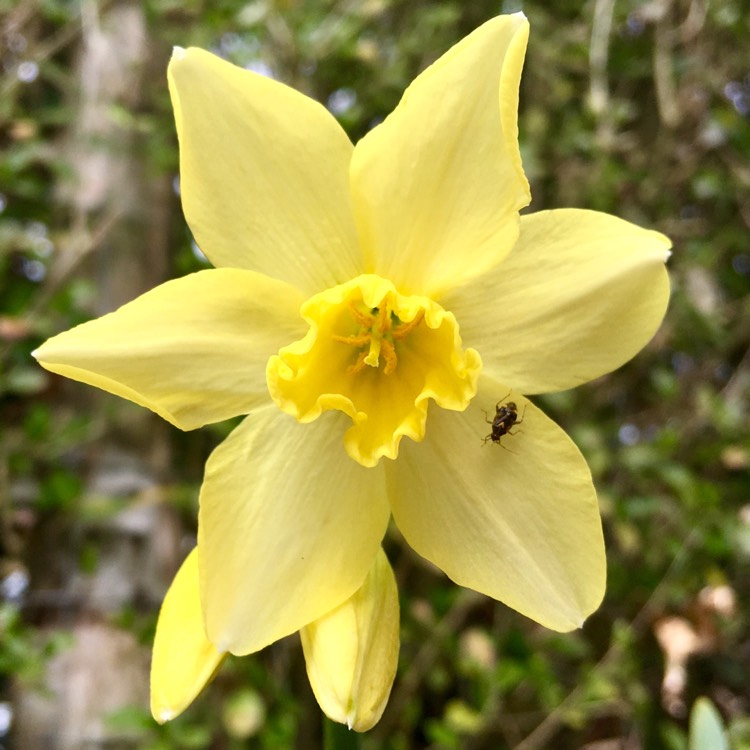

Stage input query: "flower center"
[
  {"left": 266, "top": 274, "right": 481, "bottom": 467},
  {"left": 332, "top": 301, "right": 425, "bottom": 376}
]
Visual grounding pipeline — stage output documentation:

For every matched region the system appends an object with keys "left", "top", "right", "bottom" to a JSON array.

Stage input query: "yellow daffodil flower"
[
  {"left": 151, "top": 547, "right": 398, "bottom": 731},
  {"left": 34, "top": 11, "right": 671, "bottom": 727}
]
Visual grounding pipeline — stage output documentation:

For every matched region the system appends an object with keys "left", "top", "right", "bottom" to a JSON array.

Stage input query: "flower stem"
[{"left": 323, "top": 718, "right": 361, "bottom": 750}]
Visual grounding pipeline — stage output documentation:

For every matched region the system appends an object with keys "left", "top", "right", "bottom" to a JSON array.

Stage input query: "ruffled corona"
[{"left": 267, "top": 274, "right": 482, "bottom": 467}]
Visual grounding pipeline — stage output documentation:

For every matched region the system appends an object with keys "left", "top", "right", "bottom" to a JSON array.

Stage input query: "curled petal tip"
[
  {"left": 172, "top": 46, "right": 187, "bottom": 61},
  {"left": 216, "top": 637, "right": 230, "bottom": 653},
  {"left": 30, "top": 348, "right": 39, "bottom": 360},
  {"left": 158, "top": 708, "right": 175, "bottom": 724}
]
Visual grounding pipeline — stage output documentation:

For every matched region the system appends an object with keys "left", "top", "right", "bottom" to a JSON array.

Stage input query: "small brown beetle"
[{"left": 483, "top": 394, "right": 524, "bottom": 446}]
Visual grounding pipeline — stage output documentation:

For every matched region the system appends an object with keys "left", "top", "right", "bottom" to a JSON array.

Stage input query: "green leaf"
[{"left": 689, "top": 697, "right": 728, "bottom": 750}]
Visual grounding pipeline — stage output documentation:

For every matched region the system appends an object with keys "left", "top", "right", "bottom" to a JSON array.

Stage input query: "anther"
[{"left": 334, "top": 298, "right": 426, "bottom": 376}]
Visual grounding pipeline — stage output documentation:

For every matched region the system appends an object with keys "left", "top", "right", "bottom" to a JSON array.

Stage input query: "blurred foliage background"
[{"left": 1, "top": 0, "right": 749, "bottom": 748}]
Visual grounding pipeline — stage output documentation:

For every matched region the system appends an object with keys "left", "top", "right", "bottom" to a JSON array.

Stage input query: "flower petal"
[
  {"left": 33, "top": 269, "right": 305, "bottom": 429},
  {"left": 350, "top": 13, "right": 530, "bottom": 297},
  {"left": 387, "top": 378, "right": 605, "bottom": 631},
  {"left": 150, "top": 548, "right": 225, "bottom": 723},
  {"left": 198, "top": 406, "right": 391, "bottom": 655},
  {"left": 168, "top": 47, "right": 361, "bottom": 294},
  {"left": 300, "top": 548, "right": 399, "bottom": 732},
  {"left": 444, "top": 209, "right": 671, "bottom": 394}
]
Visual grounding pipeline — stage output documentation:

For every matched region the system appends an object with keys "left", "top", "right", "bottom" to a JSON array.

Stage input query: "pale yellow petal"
[
  {"left": 169, "top": 47, "right": 361, "bottom": 295},
  {"left": 198, "top": 406, "right": 391, "bottom": 655},
  {"left": 33, "top": 269, "right": 305, "bottom": 430},
  {"left": 350, "top": 13, "right": 530, "bottom": 297},
  {"left": 444, "top": 209, "right": 671, "bottom": 394},
  {"left": 300, "top": 548, "right": 399, "bottom": 732},
  {"left": 387, "top": 377, "right": 605, "bottom": 631},
  {"left": 150, "top": 548, "right": 225, "bottom": 723}
]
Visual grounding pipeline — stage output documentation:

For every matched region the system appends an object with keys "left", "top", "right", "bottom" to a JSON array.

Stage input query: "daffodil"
[
  {"left": 151, "top": 547, "right": 398, "bottom": 731},
  {"left": 33, "top": 11, "right": 670, "bottom": 728}
]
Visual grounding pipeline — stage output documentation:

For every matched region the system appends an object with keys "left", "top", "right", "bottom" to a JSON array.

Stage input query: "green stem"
[{"left": 323, "top": 718, "right": 361, "bottom": 750}]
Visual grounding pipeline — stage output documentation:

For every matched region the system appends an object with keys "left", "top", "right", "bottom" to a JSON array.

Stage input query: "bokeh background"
[{"left": 1, "top": 0, "right": 749, "bottom": 748}]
